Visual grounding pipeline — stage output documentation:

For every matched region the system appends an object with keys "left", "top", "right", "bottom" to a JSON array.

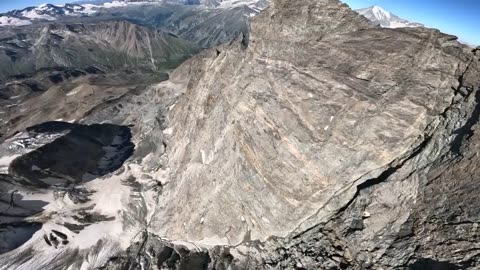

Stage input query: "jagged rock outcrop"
[
  {"left": 1, "top": 0, "right": 480, "bottom": 269},
  {"left": 142, "top": 0, "right": 480, "bottom": 268}
]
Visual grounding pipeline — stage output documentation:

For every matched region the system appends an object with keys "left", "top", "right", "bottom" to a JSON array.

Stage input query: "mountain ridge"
[
  {"left": 0, "top": 20, "right": 199, "bottom": 80},
  {"left": 356, "top": 5, "right": 424, "bottom": 28},
  {"left": 0, "top": 0, "right": 268, "bottom": 48},
  {"left": 1, "top": 0, "right": 480, "bottom": 269},
  {"left": 0, "top": 0, "right": 268, "bottom": 27}
]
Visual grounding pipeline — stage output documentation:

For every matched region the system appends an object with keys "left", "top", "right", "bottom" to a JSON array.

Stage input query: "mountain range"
[
  {"left": 1, "top": 0, "right": 479, "bottom": 269},
  {"left": 0, "top": 20, "right": 199, "bottom": 81},
  {"left": 0, "top": 3, "right": 424, "bottom": 37},
  {"left": 0, "top": 4, "right": 94, "bottom": 26},
  {"left": 0, "top": 0, "right": 268, "bottom": 27},
  {"left": 0, "top": 0, "right": 267, "bottom": 48},
  {"left": 356, "top": 5, "right": 424, "bottom": 28}
]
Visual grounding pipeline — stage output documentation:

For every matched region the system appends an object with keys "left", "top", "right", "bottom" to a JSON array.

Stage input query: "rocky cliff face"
[{"left": 1, "top": 0, "right": 480, "bottom": 269}]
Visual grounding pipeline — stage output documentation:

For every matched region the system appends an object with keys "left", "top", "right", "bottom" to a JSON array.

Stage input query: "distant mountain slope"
[
  {"left": 112, "top": 3, "right": 259, "bottom": 48},
  {"left": 125, "top": 0, "right": 268, "bottom": 9},
  {"left": 0, "top": 0, "right": 268, "bottom": 27},
  {"left": 0, "top": 1, "right": 269, "bottom": 48},
  {"left": 356, "top": 6, "right": 423, "bottom": 28},
  {"left": 0, "top": 4, "right": 96, "bottom": 26},
  {"left": 0, "top": 20, "right": 199, "bottom": 80}
]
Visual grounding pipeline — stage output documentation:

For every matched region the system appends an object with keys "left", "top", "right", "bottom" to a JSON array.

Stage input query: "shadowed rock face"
[
  {"left": 9, "top": 122, "right": 134, "bottom": 188},
  {"left": 0, "top": 222, "right": 42, "bottom": 255},
  {"left": 0, "top": 187, "right": 48, "bottom": 255}
]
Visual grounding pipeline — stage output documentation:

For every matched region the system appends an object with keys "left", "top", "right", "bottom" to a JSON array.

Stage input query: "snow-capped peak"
[
  {"left": 0, "top": 0, "right": 268, "bottom": 27},
  {"left": 371, "top": 6, "right": 391, "bottom": 21},
  {"left": 0, "top": 3, "right": 99, "bottom": 27},
  {"left": 356, "top": 5, "right": 423, "bottom": 28}
]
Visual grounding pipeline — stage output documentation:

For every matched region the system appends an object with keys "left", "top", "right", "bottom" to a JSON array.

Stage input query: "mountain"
[
  {"left": 356, "top": 5, "right": 424, "bottom": 28},
  {"left": 0, "top": 1, "right": 268, "bottom": 48},
  {"left": 1, "top": 0, "right": 480, "bottom": 269},
  {"left": 0, "top": 4, "right": 96, "bottom": 26},
  {"left": 0, "top": 20, "right": 199, "bottom": 81},
  {"left": 124, "top": 0, "right": 268, "bottom": 9},
  {"left": 0, "top": 0, "right": 268, "bottom": 27},
  {"left": 112, "top": 3, "right": 260, "bottom": 48},
  {"left": 58, "top": 2, "right": 263, "bottom": 48}
]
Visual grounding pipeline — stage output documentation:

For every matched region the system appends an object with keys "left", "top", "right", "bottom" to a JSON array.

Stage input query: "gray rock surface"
[
  {"left": 139, "top": 0, "right": 480, "bottom": 268},
  {"left": 1, "top": 0, "right": 480, "bottom": 269}
]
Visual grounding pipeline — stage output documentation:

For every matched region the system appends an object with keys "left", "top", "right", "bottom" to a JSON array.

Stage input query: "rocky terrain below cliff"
[{"left": 1, "top": 0, "right": 480, "bottom": 269}]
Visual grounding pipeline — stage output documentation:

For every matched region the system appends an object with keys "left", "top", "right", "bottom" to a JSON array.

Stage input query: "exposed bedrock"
[
  {"left": 128, "top": 0, "right": 480, "bottom": 268},
  {"left": 1, "top": 0, "right": 480, "bottom": 269},
  {"left": 153, "top": 0, "right": 478, "bottom": 243}
]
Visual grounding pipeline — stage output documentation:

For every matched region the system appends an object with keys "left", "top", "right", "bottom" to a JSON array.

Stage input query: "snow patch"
[
  {"left": 163, "top": 128, "right": 174, "bottom": 135},
  {"left": 0, "top": 155, "right": 20, "bottom": 173},
  {"left": 103, "top": 1, "right": 128, "bottom": 8},
  {"left": 371, "top": 6, "right": 391, "bottom": 21},
  {"left": 21, "top": 9, "right": 56, "bottom": 21},
  {"left": 0, "top": 16, "right": 31, "bottom": 26},
  {"left": 356, "top": 5, "right": 423, "bottom": 29}
]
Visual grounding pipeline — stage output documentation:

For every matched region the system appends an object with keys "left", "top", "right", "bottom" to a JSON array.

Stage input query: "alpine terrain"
[
  {"left": 356, "top": 6, "right": 424, "bottom": 28},
  {"left": 0, "top": 1, "right": 267, "bottom": 48},
  {"left": 1, "top": 0, "right": 480, "bottom": 269}
]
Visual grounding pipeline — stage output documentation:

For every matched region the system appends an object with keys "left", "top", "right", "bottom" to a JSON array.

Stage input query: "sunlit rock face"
[
  {"left": 154, "top": 0, "right": 478, "bottom": 245},
  {"left": 1, "top": 0, "right": 480, "bottom": 269}
]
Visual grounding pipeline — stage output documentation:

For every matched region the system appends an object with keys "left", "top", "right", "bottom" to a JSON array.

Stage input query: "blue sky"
[
  {"left": 342, "top": 0, "right": 479, "bottom": 46},
  {"left": 0, "top": 1, "right": 67, "bottom": 12},
  {"left": 0, "top": 0, "right": 478, "bottom": 46}
]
